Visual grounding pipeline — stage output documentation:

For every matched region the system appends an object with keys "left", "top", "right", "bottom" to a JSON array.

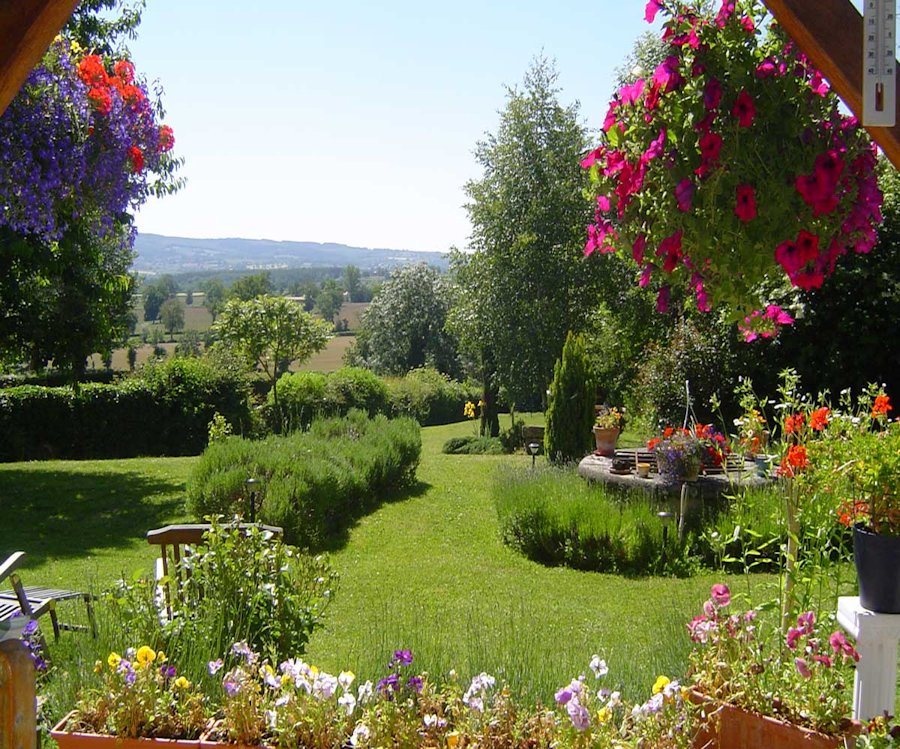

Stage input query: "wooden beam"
[
  {"left": 0, "top": 0, "right": 80, "bottom": 117},
  {"left": 763, "top": 0, "right": 900, "bottom": 169}
]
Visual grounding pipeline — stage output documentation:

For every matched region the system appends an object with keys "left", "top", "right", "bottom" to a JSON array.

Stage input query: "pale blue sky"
[{"left": 129, "top": 1, "right": 659, "bottom": 253}]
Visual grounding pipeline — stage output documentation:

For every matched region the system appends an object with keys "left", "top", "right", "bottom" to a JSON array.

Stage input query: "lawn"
[{"left": 1, "top": 419, "right": 779, "bottom": 706}]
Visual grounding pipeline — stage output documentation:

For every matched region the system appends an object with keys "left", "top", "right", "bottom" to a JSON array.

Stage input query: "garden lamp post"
[
  {"left": 245, "top": 478, "right": 258, "bottom": 523},
  {"left": 526, "top": 442, "right": 541, "bottom": 469}
]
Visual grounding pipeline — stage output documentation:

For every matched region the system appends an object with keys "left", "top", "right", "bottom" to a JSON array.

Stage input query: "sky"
[{"left": 128, "top": 1, "right": 660, "bottom": 254}]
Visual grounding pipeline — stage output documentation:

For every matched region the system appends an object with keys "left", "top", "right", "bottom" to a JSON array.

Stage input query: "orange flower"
[
  {"left": 695, "top": 423, "right": 713, "bottom": 439},
  {"left": 780, "top": 444, "right": 809, "bottom": 476},
  {"left": 663, "top": 426, "right": 674, "bottom": 438},
  {"left": 784, "top": 413, "right": 805, "bottom": 434},
  {"left": 872, "top": 394, "right": 892, "bottom": 418},
  {"left": 647, "top": 437, "right": 661, "bottom": 450},
  {"left": 809, "top": 407, "right": 830, "bottom": 431}
]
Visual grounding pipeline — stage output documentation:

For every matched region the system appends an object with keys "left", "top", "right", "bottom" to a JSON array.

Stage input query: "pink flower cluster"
[
  {"left": 785, "top": 610, "right": 859, "bottom": 678},
  {"left": 582, "top": 0, "right": 883, "bottom": 338},
  {"left": 687, "top": 584, "right": 757, "bottom": 644}
]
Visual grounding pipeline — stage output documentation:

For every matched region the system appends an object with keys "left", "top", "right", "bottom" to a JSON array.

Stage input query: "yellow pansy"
[
  {"left": 70, "top": 40, "right": 83, "bottom": 55},
  {"left": 652, "top": 675, "right": 670, "bottom": 695},
  {"left": 135, "top": 646, "right": 157, "bottom": 669},
  {"left": 93, "top": 660, "right": 103, "bottom": 673},
  {"left": 597, "top": 707, "right": 611, "bottom": 724},
  {"left": 157, "top": 650, "right": 167, "bottom": 663},
  {"left": 108, "top": 652, "right": 122, "bottom": 669},
  {"left": 173, "top": 676, "right": 191, "bottom": 690},
  {"left": 446, "top": 733, "right": 459, "bottom": 749}
]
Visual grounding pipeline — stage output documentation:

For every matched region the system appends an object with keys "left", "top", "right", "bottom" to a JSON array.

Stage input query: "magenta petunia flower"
[
  {"left": 740, "top": 15, "right": 755, "bottom": 32},
  {"left": 632, "top": 233, "right": 647, "bottom": 265},
  {"left": 656, "top": 285, "right": 670, "bottom": 313},
  {"left": 657, "top": 231, "right": 683, "bottom": 272},
  {"left": 644, "top": 0, "right": 662, "bottom": 23},
  {"left": 698, "top": 131, "right": 723, "bottom": 163},
  {"left": 675, "top": 178, "right": 695, "bottom": 212},
  {"left": 732, "top": 89, "right": 755, "bottom": 127},
  {"left": 809, "top": 71, "right": 829, "bottom": 96},
  {"left": 794, "top": 658, "right": 812, "bottom": 679},
  {"left": 639, "top": 263, "right": 654, "bottom": 287},
  {"left": 734, "top": 184, "right": 757, "bottom": 222},
  {"left": 652, "top": 56, "right": 684, "bottom": 93},
  {"left": 618, "top": 79, "right": 645, "bottom": 107},
  {"left": 703, "top": 78, "right": 722, "bottom": 110}
]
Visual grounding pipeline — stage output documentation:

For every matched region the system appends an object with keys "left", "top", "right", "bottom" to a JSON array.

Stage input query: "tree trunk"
[{"left": 480, "top": 357, "right": 500, "bottom": 438}]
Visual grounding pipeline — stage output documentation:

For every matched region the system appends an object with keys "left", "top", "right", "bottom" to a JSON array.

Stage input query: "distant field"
[{"left": 296, "top": 335, "right": 355, "bottom": 372}]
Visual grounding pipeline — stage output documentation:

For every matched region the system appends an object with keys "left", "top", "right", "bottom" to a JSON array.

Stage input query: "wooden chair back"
[{"left": 145, "top": 523, "right": 282, "bottom": 619}]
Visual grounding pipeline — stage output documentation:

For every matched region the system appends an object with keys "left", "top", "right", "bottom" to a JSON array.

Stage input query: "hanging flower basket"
[{"left": 583, "top": 0, "right": 882, "bottom": 339}]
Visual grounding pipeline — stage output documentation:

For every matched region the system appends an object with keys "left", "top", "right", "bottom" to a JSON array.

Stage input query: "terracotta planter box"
[
  {"left": 199, "top": 721, "right": 268, "bottom": 749},
  {"left": 51, "top": 711, "right": 201, "bottom": 749},
  {"left": 690, "top": 694, "right": 855, "bottom": 749}
]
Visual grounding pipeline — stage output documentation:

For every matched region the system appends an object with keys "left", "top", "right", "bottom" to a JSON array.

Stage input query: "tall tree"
[
  {"left": 452, "top": 57, "right": 601, "bottom": 413},
  {"left": 160, "top": 297, "right": 186, "bottom": 339},
  {"left": 350, "top": 263, "right": 460, "bottom": 378},
  {"left": 230, "top": 272, "right": 271, "bottom": 301},
  {"left": 315, "top": 279, "right": 344, "bottom": 325},
  {"left": 201, "top": 278, "right": 227, "bottom": 322},
  {"left": 214, "top": 296, "right": 331, "bottom": 432},
  {"left": 343, "top": 265, "right": 362, "bottom": 302}
]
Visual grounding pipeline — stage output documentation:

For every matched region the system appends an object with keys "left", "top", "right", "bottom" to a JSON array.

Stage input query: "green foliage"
[
  {"left": 271, "top": 367, "right": 477, "bottom": 432},
  {"left": 109, "top": 518, "right": 336, "bottom": 668},
  {"left": 350, "top": 264, "right": 460, "bottom": 378},
  {"left": 186, "top": 411, "right": 422, "bottom": 548},
  {"left": 229, "top": 272, "right": 271, "bottom": 302},
  {"left": 200, "top": 278, "right": 227, "bottom": 322},
  {"left": 142, "top": 283, "right": 168, "bottom": 322},
  {"left": 0, "top": 354, "right": 252, "bottom": 460},
  {"left": 160, "top": 297, "right": 186, "bottom": 337},
  {"left": 631, "top": 318, "right": 736, "bottom": 426},
  {"left": 385, "top": 368, "right": 478, "bottom": 426},
  {"left": 441, "top": 435, "right": 505, "bottom": 455},
  {"left": 451, "top": 56, "right": 600, "bottom": 408},
  {"left": 493, "top": 466, "right": 687, "bottom": 576},
  {"left": 544, "top": 332, "right": 595, "bottom": 464},
  {"left": 315, "top": 279, "right": 344, "bottom": 324},
  {"left": 214, "top": 295, "right": 331, "bottom": 431},
  {"left": 343, "top": 265, "right": 362, "bottom": 302}
]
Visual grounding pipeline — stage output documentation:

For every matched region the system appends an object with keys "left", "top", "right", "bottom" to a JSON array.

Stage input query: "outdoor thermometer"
[{"left": 863, "top": 0, "right": 897, "bottom": 126}]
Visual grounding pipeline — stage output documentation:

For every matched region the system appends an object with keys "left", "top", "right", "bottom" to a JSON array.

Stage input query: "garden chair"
[
  {"left": 146, "top": 522, "right": 282, "bottom": 621},
  {"left": 0, "top": 551, "right": 96, "bottom": 641}
]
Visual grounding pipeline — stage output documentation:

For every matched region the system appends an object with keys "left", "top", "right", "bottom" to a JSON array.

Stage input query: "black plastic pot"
[{"left": 853, "top": 524, "right": 900, "bottom": 613}]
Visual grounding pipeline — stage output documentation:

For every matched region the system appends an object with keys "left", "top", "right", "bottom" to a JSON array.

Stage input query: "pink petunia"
[
  {"left": 656, "top": 285, "right": 670, "bottom": 313},
  {"left": 632, "top": 233, "right": 647, "bottom": 266},
  {"left": 710, "top": 583, "right": 730, "bottom": 607},
  {"left": 675, "top": 178, "right": 695, "bottom": 212},
  {"left": 794, "top": 658, "right": 812, "bottom": 679},
  {"left": 645, "top": 0, "right": 662, "bottom": 23},
  {"left": 809, "top": 71, "right": 829, "bottom": 96},
  {"left": 657, "top": 231, "right": 683, "bottom": 272},
  {"left": 703, "top": 78, "right": 722, "bottom": 110}
]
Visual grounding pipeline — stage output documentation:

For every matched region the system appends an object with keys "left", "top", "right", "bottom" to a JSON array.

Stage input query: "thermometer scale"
[{"left": 863, "top": 0, "right": 897, "bottom": 126}]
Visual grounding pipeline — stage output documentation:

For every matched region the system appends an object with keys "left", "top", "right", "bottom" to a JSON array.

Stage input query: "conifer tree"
[{"left": 544, "top": 332, "right": 595, "bottom": 464}]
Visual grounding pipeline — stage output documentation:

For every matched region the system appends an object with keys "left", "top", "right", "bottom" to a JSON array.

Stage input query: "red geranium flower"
[
  {"left": 784, "top": 413, "right": 805, "bottom": 434},
  {"left": 780, "top": 444, "right": 809, "bottom": 476},
  {"left": 872, "top": 394, "right": 892, "bottom": 418},
  {"left": 809, "top": 407, "right": 830, "bottom": 431},
  {"left": 128, "top": 146, "right": 144, "bottom": 173}
]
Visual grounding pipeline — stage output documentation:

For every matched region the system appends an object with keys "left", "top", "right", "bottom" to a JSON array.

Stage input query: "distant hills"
[{"left": 133, "top": 233, "right": 449, "bottom": 275}]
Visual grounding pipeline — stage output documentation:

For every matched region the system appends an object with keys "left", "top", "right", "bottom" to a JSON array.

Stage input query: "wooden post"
[{"left": 0, "top": 639, "right": 36, "bottom": 749}]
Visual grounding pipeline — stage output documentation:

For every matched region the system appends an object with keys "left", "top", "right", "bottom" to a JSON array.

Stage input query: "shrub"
[
  {"left": 269, "top": 371, "right": 328, "bottom": 432},
  {"left": 186, "top": 411, "right": 421, "bottom": 548},
  {"left": 442, "top": 435, "right": 505, "bottom": 455},
  {"left": 493, "top": 466, "right": 687, "bottom": 576},
  {"left": 544, "top": 332, "right": 595, "bottom": 464},
  {"left": 322, "top": 367, "right": 390, "bottom": 416},
  {"left": 387, "top": 368, "right": 479, "bottom": 426}
]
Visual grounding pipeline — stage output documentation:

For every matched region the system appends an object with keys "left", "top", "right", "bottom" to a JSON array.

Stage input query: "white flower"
[
  {"left": 339, "top": 670, "right": 356, "bottom": 690},
  {"left": 338, "top": 691, "right": 357, "bottom": 716},
  {"left": 314, "top": 673, "right": 338, "bottom": 700},
  {"left": 589, "top": 655, "right": 608, "bottom": 678},
  {"left": 265, "top": 709, "right": 277, "bottom": 729},
  {"left": 357, "top": 680, "right": 374, "bottom": 704},
  {"left": 608, "top": 691, "right": 622, "bottom": 709},
  {"left": 349, "top": 723, "right": 370, "bottom": 747},
  {"left": 423, "top": 714, "right": 439, "bottom": 728}
]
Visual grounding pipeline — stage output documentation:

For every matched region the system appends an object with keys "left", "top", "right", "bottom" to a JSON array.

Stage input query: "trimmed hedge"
[
  {"left": 0, "top": 356, "right": 252, "bottom": 461},
  {"left": 269, "top": 367, "right": 477, "bottom": 432},
  {"left": 186, "top": 410, "right": 421, "bottom": 548}
]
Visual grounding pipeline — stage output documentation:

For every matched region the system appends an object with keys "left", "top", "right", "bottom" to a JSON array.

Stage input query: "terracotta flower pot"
[
  {"left": 51, "top": 712, "right": 201, "bottom": 749},
  {"left": 199, "top": 721, "right": 268, "bottom": 749},
  {"left": 690, "top": 693, "right": 856, "bottom": 749},
  {"left": 592, "top": 426, "right": 620, "bottom": 456}
]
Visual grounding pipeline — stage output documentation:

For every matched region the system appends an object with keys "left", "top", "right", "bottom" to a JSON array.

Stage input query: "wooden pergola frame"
[{"left": 0, "top": 0, "right": 899, "bottom": 166}]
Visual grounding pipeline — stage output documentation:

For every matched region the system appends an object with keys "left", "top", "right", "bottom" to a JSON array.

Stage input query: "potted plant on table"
[
  {"left": 686, "top": 584, "right": 860, "bottom": 749},
  {"left": 593, "top": 406, "right": 625, "bottom": 456},
  {"left": 649, "top": 427, "right": 705, "bottom": 481}
]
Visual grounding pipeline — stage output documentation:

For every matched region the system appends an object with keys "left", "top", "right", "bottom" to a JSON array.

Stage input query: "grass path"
[{"left": 303, "top": 419, "right": 778, "bottom": 702}]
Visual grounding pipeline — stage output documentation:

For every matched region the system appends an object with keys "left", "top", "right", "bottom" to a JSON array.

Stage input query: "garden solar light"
[
  {"left": 526, "top": 442, "right": 541, "bottom": 468},
  {"left": 245, "top": 478, "right": 258, "bottom": 523},
  {"left": 658, "top": 511, "right": 675, "bottom": 552}
]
